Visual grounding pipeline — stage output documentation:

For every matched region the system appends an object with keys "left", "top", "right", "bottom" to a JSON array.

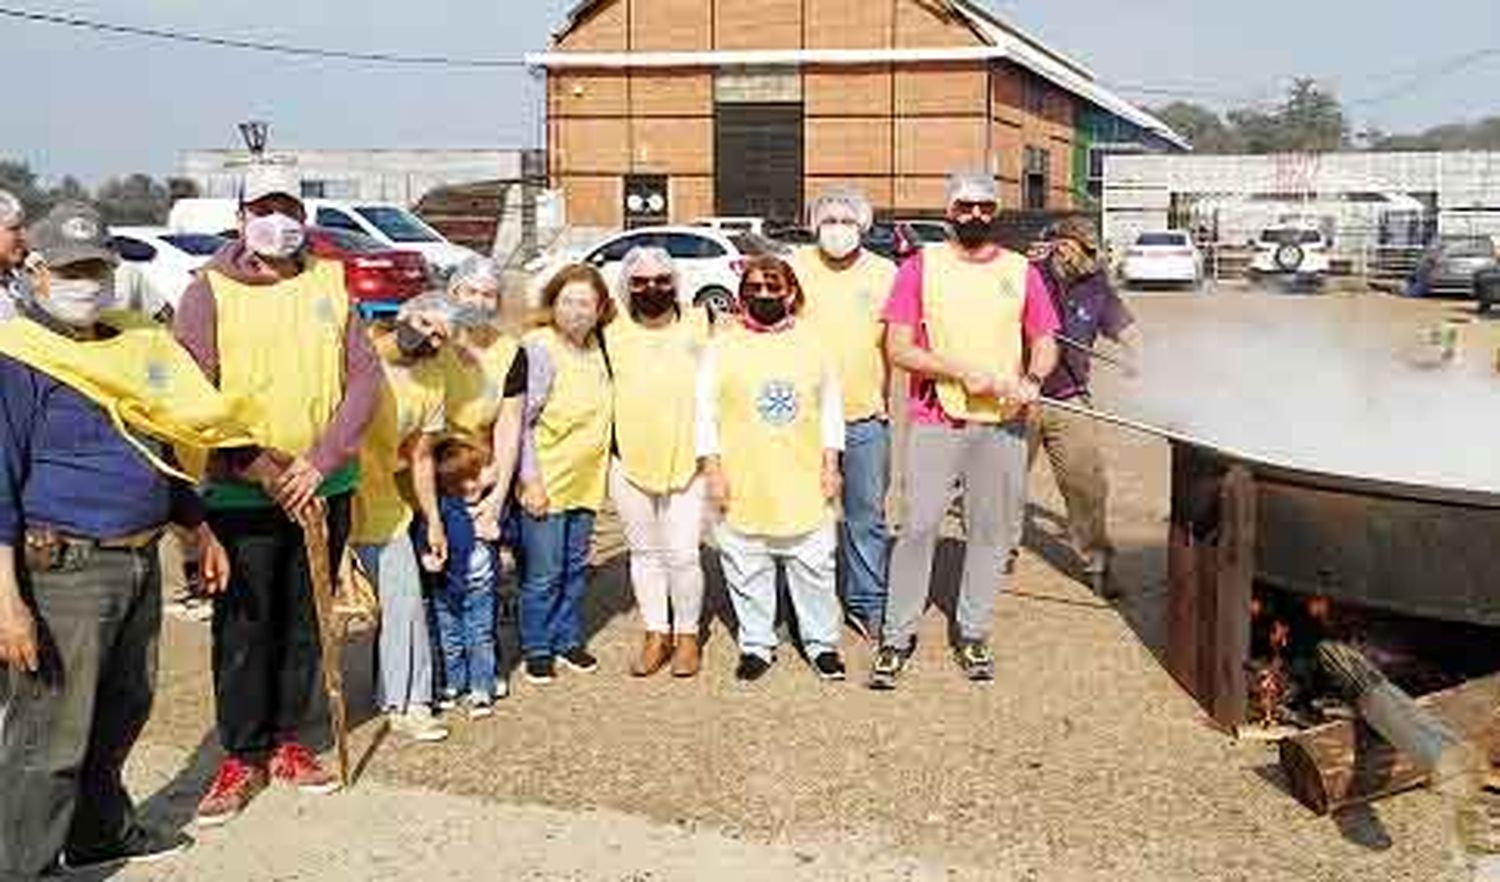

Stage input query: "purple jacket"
[{"left": 1035, "top": 263, "right": 1134, "bottom": 401}]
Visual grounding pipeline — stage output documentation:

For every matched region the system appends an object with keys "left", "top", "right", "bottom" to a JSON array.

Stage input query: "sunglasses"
[
  {"left": 742, "top": 280, "right": 786, "bottom": 295},
  {"left": 628, "top": 274, "right": 675, "bottom": 288}
]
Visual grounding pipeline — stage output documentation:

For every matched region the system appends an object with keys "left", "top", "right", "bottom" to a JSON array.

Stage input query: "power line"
[
  {"left": 1347, "top": 46, "right": 1500, "bottom": 107},
  {"left": 0, "top": 5, "right": 529, "bottom": 68}
]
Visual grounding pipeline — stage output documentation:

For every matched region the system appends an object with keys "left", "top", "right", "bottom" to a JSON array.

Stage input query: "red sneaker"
[
  {"left": 195, "top": 758, "right": 268, "bottom": 828},
  {"left": 269, "top": 742, "right": 341, "bottom": 795}
]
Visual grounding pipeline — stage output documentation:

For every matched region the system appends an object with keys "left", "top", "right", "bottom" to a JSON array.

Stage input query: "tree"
[
  {"left": 95, "top": 173, "right": 171, "bottom": 226},
  {"left": 0, "top": 160, "right": 51, "bottom": 218},
  {"left": 1154, "top": 102, "right": 1244, "bottom": 153},
  {"left": 1153, "top": 79, "right": 1348, "bottom": 154},
  {"left": 1375, "top": 116, "right": 1500, "bottom": 151}
]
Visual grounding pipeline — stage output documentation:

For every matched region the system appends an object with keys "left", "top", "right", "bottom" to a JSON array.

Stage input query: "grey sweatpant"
[{"left": 884, "top": 421, "right": 1028, "bottom": 648}]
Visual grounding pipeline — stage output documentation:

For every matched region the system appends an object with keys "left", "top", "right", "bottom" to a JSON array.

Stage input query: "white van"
[{"left": 167, "top": 198, "right": 480, "bottom": 280}]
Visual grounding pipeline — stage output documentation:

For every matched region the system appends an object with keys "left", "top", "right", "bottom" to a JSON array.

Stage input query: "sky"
[{"left": 3, "top": 0, "right": 1499, "bottom": 184}]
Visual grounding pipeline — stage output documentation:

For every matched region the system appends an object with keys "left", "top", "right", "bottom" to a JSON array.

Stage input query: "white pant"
[
  {"left": 714, "top": 522, "right": 841, "bottom": 661},
  {"left": 608, "top": 463, "right": 706, "bottom": 635}
]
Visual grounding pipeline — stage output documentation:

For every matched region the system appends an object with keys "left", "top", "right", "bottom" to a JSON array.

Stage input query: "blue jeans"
[
  {"left": 433, "top": 542, "right": 498, "bottom": 699},
  {"left": 519, "top": 509, "right": 596, "bottom": 660},
  {"left": 840, "top": 418, "right": 891, "bottom": 629}
]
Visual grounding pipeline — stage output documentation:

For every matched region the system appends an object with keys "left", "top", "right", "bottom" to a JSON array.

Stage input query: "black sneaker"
[
  {"left": 735, "top": 653, "right": 773, "bottom": 682},
  {"left": 868, "top": 643, "right": 913, "bottom": 691},
  {"left": 524, "top": 656, "right": 556, "bottom": 684},
  {"left": 63, "top": 827, "right": 192, "bottom": 872},
  {"left": 812, "top": 651, "right": 847, "bottom": 682},
  {"left": 558, "top": 647, "right": 599, "bottom": 673},
  {"left": 956, "top": 641, "right": 996, "bottom": 682}
]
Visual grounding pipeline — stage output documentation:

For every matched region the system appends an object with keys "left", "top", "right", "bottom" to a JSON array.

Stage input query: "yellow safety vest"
[
  {"left": 0, "top": 311, "right": 258, "bottom": 480},
  {"left": 352, "top": 336, "right": 447, "bottom": 545},
  {"left": 529, "top": 327, "right": 612, "bottom": 513},
  {"left": 441, "top": 335, "right": 520, "bottom": 449},
  {"left": 605, "top": 311, "right": 707, "bottom": 495},
  {"left": 209, "top": 257, "right": 349, "bottom": 456},
  {"left": 921, "top": 242, "right": 1029, "bottom": 424},
  {"left": 792, "top": 247, "right": 895, "bottom": 422},
  {"left": 713, "top": 324, "right": 830, "bottom": 538}
]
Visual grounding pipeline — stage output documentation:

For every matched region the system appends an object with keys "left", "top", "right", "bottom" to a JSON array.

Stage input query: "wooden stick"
[{"left": 301, "top": 506, "right": 350, "bottom": 789}]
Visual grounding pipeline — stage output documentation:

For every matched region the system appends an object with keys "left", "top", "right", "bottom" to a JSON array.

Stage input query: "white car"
[
  {"left": 1249, "top": 225, "right": 1332, "bottom": 285},
  {"left": 691, "top": 216, "right": 767, "bottom": 237},
  {"left": 167, "top": 197, "right": 478, "bottom": 281},
  {"left": 109, "top": 227, "right": 226, "bottom": 320},
  {"left": 1120, "top": 230, "right": 1202, "bottom": 287},
  {"left": 528, "top": 226, "right": 786, "bottom": 317}
]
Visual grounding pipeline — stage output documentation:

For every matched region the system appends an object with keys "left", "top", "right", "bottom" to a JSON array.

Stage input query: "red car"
[{"left": 305, "top": 226, "right": 429, "bottom": 313}]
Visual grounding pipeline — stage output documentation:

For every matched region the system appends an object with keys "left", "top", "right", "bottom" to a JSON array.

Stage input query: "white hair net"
[
  {"left": 945, "top": 171, "right": 999, "bottom": 209},
  {"left": 0, "top": 190, "right": 22, "bottom": 227},
  {"left": 617, "top": 246, "right": 680, "bottom": 297},
  {"left": 447, "top": 255, "right": 501, "bottom": 296},
  {"left": 397, "top": 291, "right": 487, "bottom": 329},
  {"left": 807, "top": 187, "right": 874, "bottom": 232}
]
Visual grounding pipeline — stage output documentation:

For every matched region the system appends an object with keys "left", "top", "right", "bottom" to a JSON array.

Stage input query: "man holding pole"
[
  {"left": 174, "top": 165, "right": 379, "bottom": 826},
  {"left": 873, "top": 172, "right": 1059, "bottom": 690}
]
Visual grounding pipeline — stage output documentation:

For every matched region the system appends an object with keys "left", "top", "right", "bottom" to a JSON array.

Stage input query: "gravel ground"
[{"left": 120, "top": 288, "right": 1499, "bottom": 881}]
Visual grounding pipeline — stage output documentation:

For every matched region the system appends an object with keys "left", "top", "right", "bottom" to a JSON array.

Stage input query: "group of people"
[{"left": 0, "top": 167, "right": 1137, "bottom": 876}]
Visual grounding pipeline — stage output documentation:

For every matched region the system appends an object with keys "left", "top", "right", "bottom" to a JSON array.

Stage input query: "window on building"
[
  {"left": 301, "top": 179, "right": 359, "bottom": 200},
  {"left": 1023, "top": 147, "right": 1050, "bottom": 211}
]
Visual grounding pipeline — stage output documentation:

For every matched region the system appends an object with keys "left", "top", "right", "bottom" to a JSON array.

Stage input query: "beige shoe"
[
  {"left": 632, "top": 632, "right": 673, "bottom": 677},
  {"left": 671, "top": 633, "right": 701, "bottom": 679}
]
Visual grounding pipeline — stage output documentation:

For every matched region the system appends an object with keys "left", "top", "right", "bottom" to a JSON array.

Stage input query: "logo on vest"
[
  {"left": 756, "top": 380, "right": 799, "bottom": 427},
  {"left": 315, "top": 297, "right": 336, "bottom": 324},
  {"left": 145, "top": 361, "right": 170, "bottom": 394}
]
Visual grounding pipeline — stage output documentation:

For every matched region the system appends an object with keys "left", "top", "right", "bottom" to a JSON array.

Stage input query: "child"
[{"left": 431, "top": 437, "right": 500, "bottom": 718}]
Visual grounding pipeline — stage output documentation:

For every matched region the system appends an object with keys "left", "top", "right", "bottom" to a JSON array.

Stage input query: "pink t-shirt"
[{"left": 882, "top": 248, "right": 1060, "bottom": 426}]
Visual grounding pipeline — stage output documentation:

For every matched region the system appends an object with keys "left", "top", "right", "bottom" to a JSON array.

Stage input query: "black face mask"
[
  {"left": 954, "top": 218, "right": 996, "bottom": 249},
  {"left": 745, "top": 296, "right": 790, "bottom": 327},
  {"left": 632, "top": 285, "right": 677, "bottom": 320},
  {"left": 395, "top": 322, "right": 438, "bottom": 360}
]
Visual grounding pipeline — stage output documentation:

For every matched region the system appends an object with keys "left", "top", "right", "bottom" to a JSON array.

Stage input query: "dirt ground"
[{"left": 114, "top": 285, "right": 1500, "bottom": 881}]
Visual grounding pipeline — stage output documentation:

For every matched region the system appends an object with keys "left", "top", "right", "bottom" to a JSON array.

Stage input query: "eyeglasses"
[
  {"left": 628, "top": 274, "right": 674, "bottom": 288},
  {"left": 742, "top": 281, "right": 786, "bottom": 295}
]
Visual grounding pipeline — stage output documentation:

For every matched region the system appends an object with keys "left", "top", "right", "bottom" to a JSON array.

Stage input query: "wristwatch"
[{"left": 1023, "top": 372, "right": 1044, "bottom": 387}]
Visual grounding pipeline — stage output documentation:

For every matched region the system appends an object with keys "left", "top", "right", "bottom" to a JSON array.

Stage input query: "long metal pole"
[{"left": 1040, "top": 395, "right": 1261, "bottom": 462}]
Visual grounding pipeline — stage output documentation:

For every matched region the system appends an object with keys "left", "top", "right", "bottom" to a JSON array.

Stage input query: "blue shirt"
[{"left": 0, "top": 353, "right": 199, "bottom": 543}]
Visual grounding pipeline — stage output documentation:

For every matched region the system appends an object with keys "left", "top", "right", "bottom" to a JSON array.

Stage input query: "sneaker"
[
  {"left": 524, "top": 656, "right": 556, "bottom": 684},
  {"left": 437, "top": 690, "right": 460, "bottom": 711},
  {"left": 269, "top": 742, "right": 341, "bottom": 795},
  {"left": 195, "top": 758, "right": 268, "bottom": 828},
  {"left": 63, "top": 826, "right": 193, "bottom": 872},
  {"left": 956, "top": 641, "right": 996, "bottom": 682},
  {"left": 494, "top": 674, "right": 511, "bottom": 700},
  {"left": 467, "top": 693, "right": 495, "bottom": 720},
  {"left": 812, "top": 651, "right": 847, "bottom": 681},
  {"left": 735, "top": 653, "right": 773, "bottom": 682},
  {"left": 391, "top": 706, "right": 449, "bottom": 743},
  {"left": 868, "top": 643, "right": 913, "bottom": 691},
  {"left": 558, "top": 647, "right": 599, "bottom": 673}
]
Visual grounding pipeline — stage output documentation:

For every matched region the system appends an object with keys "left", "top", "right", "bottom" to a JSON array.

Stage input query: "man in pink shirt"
[{"left": 872, "top": 171, "right": 1060, "bottom": 689}]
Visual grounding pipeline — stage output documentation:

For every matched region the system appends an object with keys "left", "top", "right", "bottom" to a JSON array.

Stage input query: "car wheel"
[{"left": 695, "top": 286, "right": 736, "bottom": 321}]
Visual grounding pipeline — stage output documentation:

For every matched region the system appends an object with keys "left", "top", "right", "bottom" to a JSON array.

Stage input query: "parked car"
[
  {"left": 1120, "top": 230, "right": 1203, "bottom": 288},
  {"left": 305, "top": 226, "right": 430, "bottom": 315},
  {"left": 109, "top": 227, "right": 226, "bottom": 320},
  {"left": 1405, "top": 235, "right": 1499, "bottom": 299},
  {"left": 864, "top": 220, "right": 949, "bottom": 263},
  {"left": 168, "top": 197, "right": 478, "bottom": 282},
  {"left": 1477, "top": 265, "right": 1500, "bottom": 314},
  {"left": 691, "top": 216, "right": 767, "bottom": 236},
  {"left": 1248, "top": 224, "right": 1331, "bottom": 287},
  {"left": 528, "top": 226, "right": 787, "bottom": 318}
]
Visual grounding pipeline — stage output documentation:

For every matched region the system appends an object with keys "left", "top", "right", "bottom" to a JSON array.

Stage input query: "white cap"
[
  {"left": 240, "top": 164, "right": 303, "bottom": 206},
  {"left": 945, "top": 171, "right": 999, "bottom": 208}
]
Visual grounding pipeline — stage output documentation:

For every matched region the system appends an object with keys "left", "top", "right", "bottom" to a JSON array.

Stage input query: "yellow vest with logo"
[
  {"left": 441, "top": 335, "right": 520, "bottom": 449},
  {"left": 605, "top": 311, "right": 707, "bottom": 495},
  {"left": 352, "top": 338, "right": 447, "bottom": 545},
  {"left": 529, "top": 327, "right": 612, "bottom": 513},
  {"left": 921, "top": 243, "right": 1029, "bottom": 424},
  {"left": 0, "top": 312, "right": 259, "bottom": 481},
  {"left": 714, "top": 324, "right": 829, "bottom": 538},
  {"left": 209, "top": 257, "right": 348, "bottom": 456},
  {"left": 792, "top": 247, "right": 895, "bottom": 422}
]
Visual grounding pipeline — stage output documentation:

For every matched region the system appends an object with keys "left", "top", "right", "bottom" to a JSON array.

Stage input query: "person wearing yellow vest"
[
  {"left": 516, "top": 264, "right": 614, "bottom": 684},
  {"left": 698, "top": 256, "right": 848, "bottom": 683},
  {"left": 792, "top": 187, "right": 898, "bottom": 643},
  {"left": 0, "top": 202, "right": 244, "bottom": 875},
  {"left": 174, "top": 166, "right": 381, "bottom": 825},
  {"left": 351, "top": 293, "right": 482, "bottom": 743},
  {"left": 606, "top": 247, "right": 710, "bottom": 679},
  {"left": 873, "top": 171, "right": 1060, "bottom": 690}
]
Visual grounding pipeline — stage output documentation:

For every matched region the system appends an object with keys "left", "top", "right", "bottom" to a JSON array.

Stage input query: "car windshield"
[
  {"left": 314, "top": 227, "right": 391, "bottom": 255},
  {"left": 353, "top": 206, "right": 441, "bottom": 243},
  {"left": 1261, "top": 229, "right": 1322, "bottom": 245},
  {"left": 1439, "top": 237, "right": 1493, "bottom": 258},
  {"left": 906, "top": 222, "right": 949, "bottom": 243},
  {"left": 160, "top": 233, "right": 226, "bottom": 256},
  {"left": 1137, "top": 233, "right": 1188, "bottom": 247}
]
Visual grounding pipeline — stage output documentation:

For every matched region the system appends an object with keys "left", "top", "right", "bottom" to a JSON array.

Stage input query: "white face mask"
[
  {"left": 244, "top": 212, "right": 306, "bottom": 259},
  {"left": 818, "top": 224, "right": 862, "bottom": 260},
  {"left": 43, "top": 277, "right": 111, "bottom": 327}
]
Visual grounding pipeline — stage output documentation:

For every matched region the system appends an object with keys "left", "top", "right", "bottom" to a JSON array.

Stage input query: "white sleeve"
[
  {"left": 695, "top": 345, "right": 721, "bottom": 458},
  {"left": 820, "top": 362, "right": 846, "bottom": 452}
]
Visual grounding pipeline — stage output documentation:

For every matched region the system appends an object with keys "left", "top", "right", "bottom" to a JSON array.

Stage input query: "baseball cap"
[
  {"left": 240, "top": 163, "right": 303, "bottom": 207},
  {"left": 946, "top": 171, "right": 999, "bottom": 208},
  {"left": 26, "top": 202, "right": 118, "bottom": 269}
]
